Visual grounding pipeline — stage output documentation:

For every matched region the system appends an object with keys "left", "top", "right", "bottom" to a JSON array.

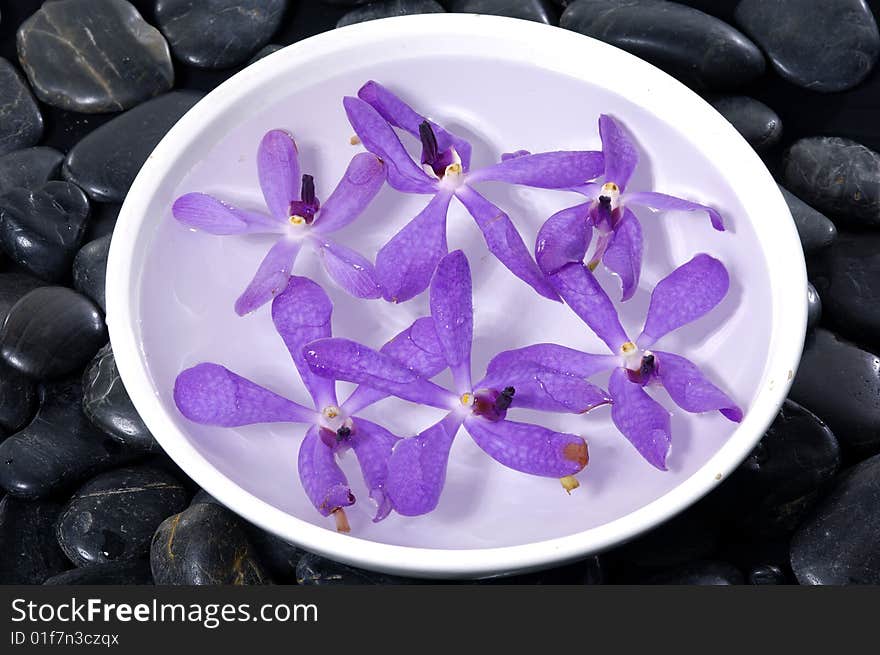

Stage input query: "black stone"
[
  {"left": 789, "top": 329, "right": 880, "bottom": 457},
  {"left": 151, "top": 503, "right": 269, "bottom": 585},
  {"left": 63, "top": 91, "right": 203, "bottom": 202},
  {"left": 560, "top": 0, "right": 765, "bottom": 91},
  {"left": 778, "top": 186, "right": 837, "bottom": 255},
  {"left": 57, "top": 466, "right": 188, "bottom": 567},
  {"left": 790, "top": 454, "right": 880, "bottom": 584},
  {"left": 645, "top": 560, "right": 744, "bottom": 585},
  {"left": 782, "top": 137, "right": 880, "bottom": 227},
  {"left": 16, "top": 0, "right": 174, "bottom": 113},
  {"left": 0, "top": 181, "right": 91, "bottom": 282},
  {"left": 747, "top": 564, "right": 788, "bottom": 585},
  {"left": 0, "top": 58, "right": 43, "bottom": 156},
  {"left": 807, "top": 282, "right": 821, "bottom": 331},
  {"left": 83, "top": 344, "right": 158, "bottom": 452},
  {"left": 83, "top": 203, "right": 121, "bottom": 243},
  {"left": 0, "top": 287, "right": 106, "bottom": 379},
  {"left": 156, "top": 0, "right": 286, "bottom": 70},
  {"left": 247, "top": 44, "right": 284, "bottom": 65},
  {"left": 296, "top": 552, "right": 414, "bottom": 584},
  {"left": 0, "top": 359, "right": 37, "bottom": 433},
  {"left": 0, "top": 271, "right": 43, "bottom": 324},
  {"left": 0, "top": 147, "right": 64, "bottom": 195},
  {"left": 244, "top": 523, "right": 303, "bottom": 584},
  {"left": 189, "top": 489, "right": 221, "bottom": 507},
  {"left": 710, "top": 96, "right": 782, "bottom": 153},
  {"left": 448, "top": 0, "right": 558, "bottom": 24},
  {"left": 44, "top": 560, "right": 153, "bottom": 585},
  {"left": 735, "top": 0, "right": 879, "bottom": 93},
  {"left": 811, "top": 233, "right": 880, "bottom": 349},
  {"left": 0, "top": 378, "right": 138, "bottom": 498},
  {"left": 485, "top": 557, "right": 604, "bottom": 584},
  {"left": 0, "top": 496, "right": 70, "bottom": 584},
  {"left": 73, "top": 235, "right": 110, "bottom": 312},
  {"left": 338, "top": 0, "right": 446, "bottom": 27}
]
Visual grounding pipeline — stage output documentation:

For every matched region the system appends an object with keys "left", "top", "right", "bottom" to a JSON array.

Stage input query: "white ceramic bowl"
[{"left": 107, "top": 14, "right": 806, "bottom": 579}]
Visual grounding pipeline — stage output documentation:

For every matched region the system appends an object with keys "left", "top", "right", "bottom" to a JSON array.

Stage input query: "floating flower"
[
  {"left": 535, "top": 115, "right": 725, "bottom": 301},
  {"left": 304, "top": 250, "right": 606, "bottom": 516},
  {"left": 172, "top": 276, "right": 448, "bottom": 529},
  {"left": 488, "top": 255, "right": 742, "bottom": 470},
  {"left": 173, "top": 129, "right": 386, "bottom": 315},
  {"left": 344, "top": 81, "right": 606, "bottom": 303}
]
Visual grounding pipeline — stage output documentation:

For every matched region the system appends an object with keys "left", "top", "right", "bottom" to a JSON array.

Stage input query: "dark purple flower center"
[
  {"left": 590, "top": 196, "right": 622, "bottom": 232},
  {"left": 626, "top": 353, "right": 657, "bottom": 386},
  {"left": 319, "top": 423, "right": 353, "bottom": 449},
  {"left": 470, "top": 386, "right": 515, "bottom": 422},
  {"left": 289, "top": 174, "right": 321, "bottom": 224},
  {"left": 419, "top": 120, "right": 458, "bottom": 178}
]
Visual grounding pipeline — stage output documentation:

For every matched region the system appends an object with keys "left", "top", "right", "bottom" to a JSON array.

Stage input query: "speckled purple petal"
[
  {"left": 637, "top": 254, "right": 730, "bottom": 349},
  {"left": 376, "top": 191, "right": 452, "bottom": 303},
  {"left": 312, "top": 153, "right": 385, "bottom": 234},
  {"left": 626, "top": 191, "right": 725, "bottom": 231},
  {"left": 654, "top": 351, "right": 743, "bottom": 422},
  {"left": 464, "top": 417, "right": 588, "bottom": 477},
  {"left": 384, "top": 413, "right": 462, "bottom": 516},
  {"left": 467, "top": 151, "right": 605, "bottom": 188},
  {"left": 481, "top": 361, "right": 610, "bottom": 414},
  {"left": 599, "top": 115, "right": 639, "bottom": 191},
  {"left": 455, "top": 186, "right": 558, "bottom": 301},
  {"left": 271, "top": 276, "right": 337, "bottom": 408},
  {"left": 535, "top": 202, "right": 593, "bottom": 275},
  {"left": 174, "top": 363, "right": 317, "bottom": 426},
  {"left": 357, "top": 80, "right": 473, "bottom": 171},
  {"left": 349, "top": 418, "right": 401, "bottom": 521},
  {"left": 234, "top": 237, "right": 301, "bottom": 316},
  {"left": 299, "top": 426, "right": 355, "bottom": 517},
  {"left": 430, "top": 250, "right": 473, "bottom": 392},
  {"left": 603, "top": 207, "right": 643, "bottom": 301},
  {"left": 550, "top": 263, "right": 629, "bottom": 352},
  {"left": 172, "top": 193, "right": 283, "bottom": 235},
  {"left": 258, "top": 129, "right": 301, "bottom": 221},
  {"left": 608, "top": 368, "right": 671, "bottom": 470},
  {"left": 313, "top": 237, "right": 382, "bottom": 299},
  {"left": 486, "top": 343, "right": 618, "bottom": 380},
  {"left": 343, "top": 96, "right": 437, "bottom": 193},
  {"left": 304, "top": 338, "right": 458, "bottom": 410},
  {"left": 342, "top": 317, "right": 446, "bottom": 415}
]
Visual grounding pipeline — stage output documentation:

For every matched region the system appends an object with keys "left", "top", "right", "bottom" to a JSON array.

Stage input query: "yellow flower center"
[
  {"left": 445, "top": 162, "right": 463, "bottom": 177},
  {"left": 289, "top": 215, "right": 307, "bottom": 226},
  {"left": 602, "top": 182, "right": 620, "bottom": 194},
  {"left": 322, "top": 406, "right": 340, "bottom": 420},
  {"left": 460, "top": 392, "right": 474, "bottom": 407},
  {"left": 621, "top": 341, "right": 637, "bottom": 355}
]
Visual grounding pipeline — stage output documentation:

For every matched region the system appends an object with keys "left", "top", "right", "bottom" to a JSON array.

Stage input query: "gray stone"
[
  {"left": 0, "top": 147, "right": 63, "bottom": 195},
  {"left": 0, "top": 58, "right": 43, "bottom": 156},
  {"left": 0, "top": 496, "right": 69, "bottom": 584},
  {"left": 735, "top": 0, "right": 879, "bottom": 93},
  {"left": 778, "top": 186, "right": 837, "bottom": 254},
  {"left": 338, "top": 0, "right": 446, "bottom": 27},
  {"left": 16, "top": 0, "right": 174, "bottom": 113},
  {"left": 710, "top": 96, "right": 782, "bottom": 153},
  {"left": 449, "top": 0, "right": 558, "bottom": 24},
  {"left": 561, "top": 0, "right": 765, "bottom": 90},
  {"left": 73, "top": 235, "right": 110, "bottom": 311},
  {"left": 155, "top": 0, "right": 287, "bottom": 70},
  {"left": 63, "top": 91, "right": 203, "bottom": 202}
]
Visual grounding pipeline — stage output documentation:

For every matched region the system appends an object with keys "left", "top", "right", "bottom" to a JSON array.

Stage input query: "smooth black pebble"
[
  {"left": 710, "top": 96, "right": 782, "bottom": 153},
  {"left": 0, "top": 58, "right": 43, "bottom": 156},
  {"left": 44, "top": 560, "right": 153, "bottom": 585},
  {"left": 778, "top": 185, "right": 837, "bottom": 254},
  {"left": 0, "top": 147, "right": 63, "bottom": 195},
  {"left": 0, "top": 496, "right": 69, "bottom": 584},
  {"left": 448, "top": 0, "right": 558, "bottom": 23},
  {"left": 807, "top": 282, "right": 821, "bottom": 331},
  {"left": 296, "top": 552, "right": 414, "bottom": 585},
  {"left": 337, "top": 0, "right": 446, "bottom": 27},
  {"left": 73, "top": 234, "right": 110, "bottom": 311},
  {"left": 0, "top": 359, "right": 37, "bottom": 433},
  {"left": 645, "top": 560, "right": 744, "bottom": 585}
]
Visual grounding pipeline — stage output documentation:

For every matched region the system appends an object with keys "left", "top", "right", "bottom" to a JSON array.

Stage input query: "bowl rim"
[{"left": 107, "top": 13, "right": 807, "bottom": 579}]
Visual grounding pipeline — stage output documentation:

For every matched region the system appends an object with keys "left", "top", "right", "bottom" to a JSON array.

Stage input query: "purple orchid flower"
[
  {"left": 304, "top": 251, "right": 606, "bottom": 517},
  {"left": 535, "top": 115, "right": 725, "bottom": 301},
  {"left": 344, "top": 80, "right": 606, "bottom": 303},
  {"left": 173, "top": 129, "right": 386, "bottom": 315},
  {"left": 488, "top": 255, "right": 742, "bottom": 470},
  {"left": 172, "top": 276, "right": 448, "bottom": 529}
]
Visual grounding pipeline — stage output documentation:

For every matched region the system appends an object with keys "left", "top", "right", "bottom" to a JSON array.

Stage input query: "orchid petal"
[
  {"left": 550, "top": 263, "right": 629, "bottom": 352},
  {"left": 464, "top": 417, "right": 588, "bottom": 477},
  {"left": 172, "top": 193, "right": 282, "bottom": 234},
  {"left": 608, "top": 368, "right": 671, "bottom": 470},
  {"left": 271, "top": 276, "right": 337, "bottom": 408},
  {"left": 430, "top": 250, "right": 473, "bottom": 392},
  {"left": 626, "top": 191, "right": 725, "bottom": 231},
  {"left": 535, "top": 202, "right": 593, "bottom": 275},
  {"left": 599, "top": 115, "right": 639, "bottom": 191},
  {"left": 467, "top": 151, "right": 605, "bottom": 188},
  {"left": 299, "top": 426, "right": 355, "bottom": 518},
  {"left": 486, "top": 343, "right": 618, "bottom": 380},
  {"left": 357, "top": 80, "right": 473, "bottom": 171},
  {"left": 603, "top": 207, "right": 643, "bottom": 301},
  {"left": 376, "top": 191, "right": 452, "bottom": 303},
  {"left": 343, "top": 96, "right": 437, "bottom": 193},
  {"left": 384, "top": 413, "right": 462, "bottom": 516},
  {"left": 304, "top": 338, "right": 458, "bottom": 410},
  {"left": 342, "top": 317, "right": 447, "bottom": 415},
  {"left": 481, "top": 361, "right": 610, "bottom": 414},
  {"left": 654, "top": 351, "right": 743, "bottom": 422},
  {"left": 174, "top": 363, "right": 316, "bottom": 426},
  {"left": 455, "top": 186, "right": 558, "bottom": 301},
  {"left": 349, "top": 418, "right": 401, "bottom": 521},
  {"left": 637, "top": 254, "right": 730, "bottom": 348},
  {"left": 258, "top": 130, "right": 301, "bottom": 221},
  {"left": 312, "top": 153, "right": 385, "bottom": 234},
  {"left": 234, "top": 237, "right": 301, "bottom": 316},
  {"left": 313, "top": 237, "right": 382, "bottom": 299}
]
